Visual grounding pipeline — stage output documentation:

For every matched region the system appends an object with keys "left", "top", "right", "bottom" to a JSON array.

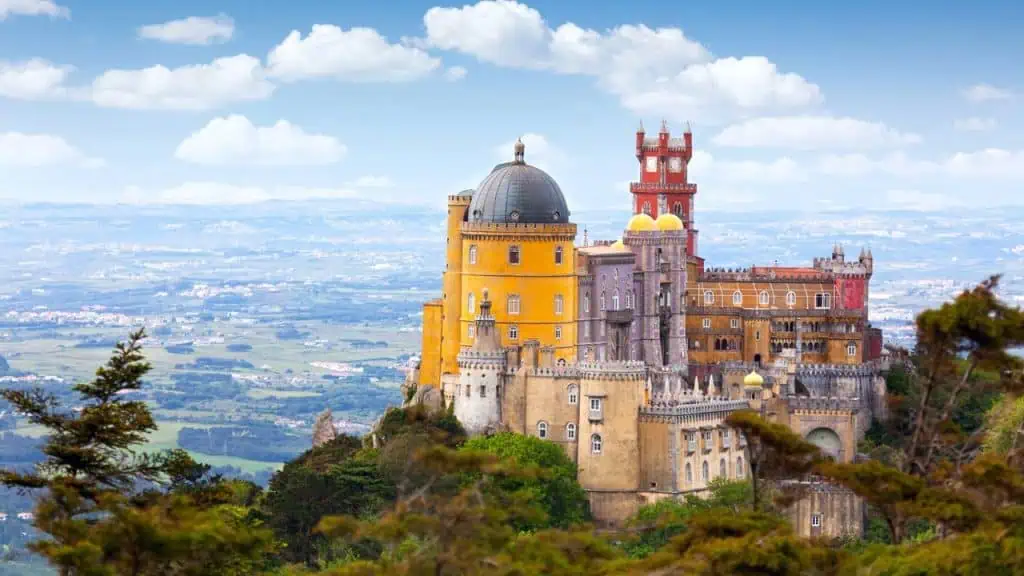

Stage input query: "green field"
[{"left": 246, "top": 389, "right": 321, "bottom": 399}]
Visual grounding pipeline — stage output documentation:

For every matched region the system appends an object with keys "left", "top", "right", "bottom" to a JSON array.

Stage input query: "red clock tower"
[{"left": 631, "top": 120, "right": 698, "bottom": 256}]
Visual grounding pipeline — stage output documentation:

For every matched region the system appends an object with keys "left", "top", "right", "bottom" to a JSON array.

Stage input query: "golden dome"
[
  {"left": 610, "top": 239, "right": 626, "bottom": 250},
  {"left": 625, "top": 213, "right": 656, "bottom": 232},
  {"left": 743, "top": 370, "right": 764, "bottom": 387},
  {"left": 655, "top": 213, "right": 684, "bottom": 231}
]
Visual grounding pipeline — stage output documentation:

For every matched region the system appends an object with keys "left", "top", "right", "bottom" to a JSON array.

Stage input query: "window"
[
  {"left": 508, "top": 245, "right": 521, "bottom": 265},
  {"left": 702, "top": 430, "right": 713, "bottom": 448},
  {"left": 465, "top": 385, "right": 471, "bottom": 397},
  {"left": 702, "top": 318, "right": 711, "bottom": 329},
  {"left": 815, "top": 292, "right": 831, "bottom": 309},
  {"left": 626, "top": 291, "right": 633, "bottom": 309},
  {"left": 686, "top": 432, "right": 696, "bottom": 452},
  {"left": 736, "top": 456, "right": 744, "bottom": 478},
  {"left": 537, "top": 422, "right": 548, "bottom": 439},
  {"left": 507, "top": 294, "right": 520, "bottom": 315},
  {"left": 702, "top": 461, "right": 709, "bottom": 481},
  {"left": 732, "top": 291, "right": 742, "bottom": 305},
  {"left": 612, "top": 290, "right": 620, "bottom": 310},
  {"left": 583, "top": 322, "right": 589, "bottom": 338},
  {"left": 685, "top": 463, "right": 692, "bottom": 484},
  {"left": 555, "top": 325, "right": 562, "bottom": 340},
  {"left": 673, "top": 202, "right": 683, "bottom": 217},
  {"left": 642, "top": 202, "right": 651, "bottom": 215},
  {"left": 508, "top": 325, "right": 518, "bottom": 340},
  {"left": 468, "top": 245, "right": 477, "bottom": 265},
  {"left": 567, "top": 384, "right": 578, "bottom": 405},
  {"left": 704, "top": 290, "right": 714, "bottom": 305},
  {"left": 730, "top": 318, "right": 740, "bottom": 329},
  {"left": 591, "top": 434, "right": 603, "bottom": 454},
  {"left": 467, "top": 292, "right": 475, "bottom": 314},
  {"left": 721, "top": 429, "right": 731, "bottom": 448},
  {"left": 600, "top": 292, "right": 606, "bottom": 311},
  {"left": 811, "top": 514, "right": 822, "bottom": 528},
  {"left": 584, "top": 293, "right": 590, "bottom": 313},
  {"left": 590, "top": 397, "right": 602, "bottom": 412},
  {"left": 468, "top": 324, "right": 475, "bottom": 338},
  {"left": 479, "top": 385, "right": 486, "bottom": 398},
  {"left": 554, "top": 246, "right": 563, "bottom": 265},
  {"left": 786, "top": 291, "right": 796, "bottom": 306},
  {"left": 847, "top": 342, "right": 857, "bottom": 356},
  {"left": 720, "top": 458, "right": 727, "bottom": 478},
  {"left": 566, "top": 423, "right": 576, "bottom": 441},
  {"left": 755, "top": 330, "right": 761, "bottom": 341},
  {"left": 759, "top": 290, "right": 770, "bottom": 306},
  {"left": 554, "top": 294, "right": 564, "bottom": 315}
]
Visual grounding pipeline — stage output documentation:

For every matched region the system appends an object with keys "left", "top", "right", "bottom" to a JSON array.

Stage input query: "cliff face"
[{"left": 311, "top": 409, "right": 337, "bottom": 447}]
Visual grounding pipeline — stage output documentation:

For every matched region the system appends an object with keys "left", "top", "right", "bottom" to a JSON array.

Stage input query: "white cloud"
[
  {"left": 713, "top": 116, "right": 921, "bottom": 150},
  {"left": 121, "top": 182, "right": 368, "bottom": 205},
  {"left": 884, "top": 189, "right": 963, "bottom": 211},
  {"left": 443, "top": 66, "right": 467, "bottom": 81},
  {"left": 347, "top": 176, "right": 394, "bottom": 188},
  {"left": 0, "top": 59, "right": 71, "bottom": 100},
  {"left": 90, "top": 54, "right": 273, "bottom": 110},
  {"left": 0, "top": 132, "right": 102, "bottom": 168},
  {"left": 689, "top": 149, "right": 806, "bottom": 184},
  {"left": 138, "top": 14, "right": 234, "bottom": 45},
  {"left": 422, "top": 0, "right": 820, "bottom": 120},
  {"left": 963, "top": 83, "right": 1013, "bottom": 102},
  {"left": 175, "top": 115, "right": 346, "bottom": 166},
  {"left": 817, "top": 149, "right": 1024, "bottom": 180},
  {"left": 267, "top": 25, "right": 442, "bottom": 82},
  {"left": 0, "top": 0, "right": 68, "bottom": 20},
  {"left": 944, "top": 149, "right": 1024, "bottom": 179},
  {"left": 953, "top": 117, "right": 996, "bottom": 132}
]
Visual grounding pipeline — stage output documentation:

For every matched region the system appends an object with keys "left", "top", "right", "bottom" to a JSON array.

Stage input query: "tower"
[
  {"left": 454, "top": 295, "right": 506, "bottom": 434},
  {"left": 631, "top": 121, "right": 698, "bottom": 256}
]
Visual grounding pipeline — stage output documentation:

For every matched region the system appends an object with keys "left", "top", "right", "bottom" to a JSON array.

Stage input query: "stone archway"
[{"left": 805, "top": 427, "right": 843, "bottom": 460}]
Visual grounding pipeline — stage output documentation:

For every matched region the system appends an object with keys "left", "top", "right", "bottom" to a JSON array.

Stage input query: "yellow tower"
[
  {"left": 459, "top": 139, "right": 578, "bottom": 361},
  {"left": 438, "top": 191, "right": 474, "bottom": 377}
]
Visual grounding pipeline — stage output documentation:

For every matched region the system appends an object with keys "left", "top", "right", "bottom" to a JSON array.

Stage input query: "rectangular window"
[
  {"left": 702, "top": 318, "right": 711, "bottom": 329},
  {"left": 554, "top": 294, "right": 564, "bottom": 315},
  {"left": 465, "top": 385, "right": 471, "bottom": 397},
  {"left": 590, "top": 398, "right": 602, "bottom": 411},
  {"left": 468, "top": 245, "right": 477, "bottom": 265},
  {"left": 686, "top": 432, "right": 696, "bottom": 452},
  {"left": 730, "top": 318, "right": 739, "bottom": 329},
  {"left": 555, "top": 326, "right": 562, "bottom": 340},
  {"left": 479, "top": 385, "right": 486, "bottom": 398},
  {"left": 508, "top": 325, "right": 518, "bottom": 340},
  {"left": 847, "top": 343, "right": 857, "bottom": 356},
  {"left": 508, "top": 245, "right": 521, "bottom": 265},
  {"left": 554, "top": 246, "right": 563, "bottom": 265},
  {"left": 721, "top": 429, "right": 731, "bottom": 448},
  {"left": 507, "top": 294, "right": 520, "bottom": 315},
  {"left": 468, "top": 324, "right": 475, "bottom": 338},
  {"left": 815, "top": 292, "right": 831, "bottom": 309},
  {"left": 811, "top": 514, "right": 822, "bottom": 528}
]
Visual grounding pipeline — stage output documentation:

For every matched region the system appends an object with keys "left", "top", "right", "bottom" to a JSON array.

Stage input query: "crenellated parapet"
[
  {"left": 796, "top": 362, "right": 882, "bottom": 378},
  {"left": 527, "top": 366, "right": 581, "bottom": 378},
  {"left": 577, "top": 360, "right": 647, "bottom": 380},
  {"left": 639, "top": 399, "right": 750, "bottom": 422},
  {"left": 460, "top": 221, "right": 577, "bottom": 241},
  {"left": 787, "top": 397, "right": 861, "bottom": 414},
  {"left": 457, "top": 349, "right": 507, "bottom": 371}
]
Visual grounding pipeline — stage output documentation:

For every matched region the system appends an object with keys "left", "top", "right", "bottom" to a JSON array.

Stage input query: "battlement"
[
  {"left": 787, "top": 396, "right": 861, "bottom": 413},
  {"left": 526, "top": 366, "right": 580, "bottom": 378},
  {"left": 629, "top": 182, "right": 697, "bottom": 194},
  {"left": 577, "top": 360, "right": 647, "bottom": 380},
  {"left": 640, "top": 398, "right": 750, "bottom": 420},
  {"left": 796, "top": 362, "right": 883, "bottom": 377},
  {"left": 447, "top": 190, "right": 474, "bottom": 204}
]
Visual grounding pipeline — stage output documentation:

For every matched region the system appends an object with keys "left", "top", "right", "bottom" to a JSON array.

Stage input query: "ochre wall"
[
  {"left": 460, "top": 223, "right": 577, "bottom": 361},
  {"left": 440, "top": 197, "right": 471, "bottom": 376},
  {"left": 418, "top": 299, "right": 443, "bottom": 386}
]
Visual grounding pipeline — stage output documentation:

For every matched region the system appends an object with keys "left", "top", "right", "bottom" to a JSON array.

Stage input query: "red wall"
[{"left": 834, "top": 277, "right": 865, "bottom": 311}]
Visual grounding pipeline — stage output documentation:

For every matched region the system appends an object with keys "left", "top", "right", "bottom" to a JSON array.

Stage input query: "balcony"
[
  {"left": 588, "top": 408, "right": 604, "bottom": 422},
  {"left": 605, "top": 309, "right": 633, "bottom": 324},
  {"left": 630, "top": 182, "right": 697, "bottom": 194}
]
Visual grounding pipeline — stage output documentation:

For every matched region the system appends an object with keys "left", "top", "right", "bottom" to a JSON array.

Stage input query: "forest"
[{"left": 0, "top": 275, "right": 1021, "bottom": 575}]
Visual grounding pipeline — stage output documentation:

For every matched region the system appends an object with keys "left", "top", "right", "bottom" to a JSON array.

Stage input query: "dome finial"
[{"left": 514, "top": 137, "right": 525, "bottom": 164}]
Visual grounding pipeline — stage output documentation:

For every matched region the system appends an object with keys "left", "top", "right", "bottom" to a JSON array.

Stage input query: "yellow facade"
[
  {"left": 460, "top": 222, "right": 577, "bottom": 361},
  {"left": 440, "top": 195, "right": 472, "bottom": 376},
  {"left": 418, "top": 299, "right": 443, "bottom": 386}
]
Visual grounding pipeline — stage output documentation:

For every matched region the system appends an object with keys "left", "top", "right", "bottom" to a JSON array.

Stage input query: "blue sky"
[{"left": 0, "top": 0, "right": 1022, "bottom": 213}]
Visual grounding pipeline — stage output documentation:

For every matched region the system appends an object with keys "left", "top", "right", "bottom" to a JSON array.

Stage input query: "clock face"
[
  {"left": 668, "top": 157, "right": 683, "bottom": 173},
  {"left": 645, "top": 156, "right": 658, "bottom": 173}
]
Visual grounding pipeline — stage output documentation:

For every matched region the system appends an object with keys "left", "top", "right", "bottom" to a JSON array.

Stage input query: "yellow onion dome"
[
  {"left": 610, "top": 239, "right": 626, "bottom": 250},
  {"left": 625, "top": 213, "right": 656, "bottom": 232},
  {"left": 655, "top": 212, "right": 684, "bottom": 231},
  {"left": 743, "top": 370, "right": 764, "bottom": 387}
]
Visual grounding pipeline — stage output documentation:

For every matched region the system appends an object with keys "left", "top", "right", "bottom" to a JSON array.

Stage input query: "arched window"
[
  {"left": 759, "top": 290, "right": 770, "bottom": 306},
  {"left": 626, "top": 290, "right": 633, "bottom": 309},
  {"left": 591, "top": 434, "right": 602, "bottom": 454},
  {"left": 720, "top": 458, "right": 727, "bottom": 478},
  {"left": 554, "top": 246, "right": 563, "bottom": 265},
  {"left": 600, "top": 291, "right": 606, "bottom": 311},
  {"left": 685, "top": 463, "right": 692, "bottom": 484},
  {"left": 847, "top": 342, "right": 857, "bottom": 356},
  {"left": 584, "top": 292, "right": 590, "bottom": 313},
  {"left": 642, "top": 202, "right": 651, "bottom": 215},
  {"left": 468, "top": 245, "right": 477, "bottom": 265},
  {"left": 732, "top": 290, "right": 742, "bottom": 306},
  {"left": 537, "top": 421, "right": 548, "bottom": 439},
  {"left": 567, "top": 384, "right": 578, "bottom": 405},
  {"left": 467, "top": 292, "right": 475, "bottom": 314},
  {"left": 701, "top": 460, "right": 709, "bottom": 481},
  {"left": 507, "top": 294, "right": 520, "bottom": 315},
  {"left": 612, "top": 290, "right": 620, "bottom": 311},
  {"left": 672, "top": 202, "right": 683, "bottom": 217},
  {"left": 554, "top": 294, "right": 564, "bottom": 315},
  {"left": 703, "top": 290, "right": 714, "bottom": 305},
  {"left": 786, "top": 291, "right": 796, "bottom": 306},
  {"left": 566, "top": 423, "right": 576, "bottom": 441},
  {"left": 736, "top": 456, "right": 745, "bottom": 478},
  {"left": 508, "top": 245, "right": 521, "bottom": 265}
]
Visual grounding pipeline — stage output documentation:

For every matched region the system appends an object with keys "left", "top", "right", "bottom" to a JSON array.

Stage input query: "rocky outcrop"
[{"left": 312, "top": 409, "right": 337, "bottom": 447}]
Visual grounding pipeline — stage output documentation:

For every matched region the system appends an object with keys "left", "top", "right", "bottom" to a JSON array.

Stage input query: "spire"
[
  {"left": 513, "top": 137, "right": 525, "bottom": 164},
  {"left": 684, "top": 121, "right": 692, "bottom": 134},
  {"left": 660, "top": 118, "right": 669, "bottom": 133},
  {"left": 637, "top": 120, "right": 645, "bottom": 133}
]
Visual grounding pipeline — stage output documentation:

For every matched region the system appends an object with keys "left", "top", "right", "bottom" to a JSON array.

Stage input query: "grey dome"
[{"left": 467, "top": 140, "right": 569, "bottom": 225}]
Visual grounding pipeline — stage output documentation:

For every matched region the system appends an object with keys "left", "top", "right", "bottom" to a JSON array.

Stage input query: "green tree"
[
  {"left": 0, "top": 330, "right": 275, "bottom": 575},
  {"left": 461, "top": 432, "right": 590, "bottom": 529}
]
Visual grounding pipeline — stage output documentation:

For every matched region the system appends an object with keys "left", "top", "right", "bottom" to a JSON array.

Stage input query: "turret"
[
  {"left": 454, "top": 291, "right": 506, "bottom": 435},
  {"left": 659, "top": 119, "right": 669, "bottom": 147},
  {"left": 683, "top": 121, "right": 693, "bottom": 161},
  {"left": 635, "top": 121, "right": 645, "bottom": 161}
]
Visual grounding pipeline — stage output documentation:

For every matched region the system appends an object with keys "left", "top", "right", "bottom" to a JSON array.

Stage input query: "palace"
[{"left": 403, "top": 123, "right": 889, "bottom": 535}]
